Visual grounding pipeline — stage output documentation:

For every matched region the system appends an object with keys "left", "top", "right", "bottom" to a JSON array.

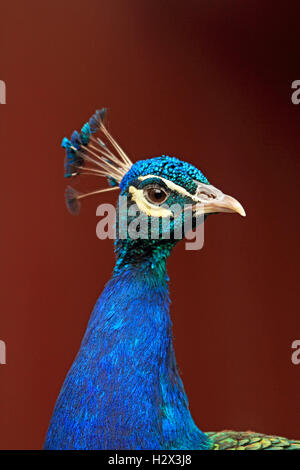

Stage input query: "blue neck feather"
[{"left": 44, "top": 239, "right": 211, "bottom": 450}]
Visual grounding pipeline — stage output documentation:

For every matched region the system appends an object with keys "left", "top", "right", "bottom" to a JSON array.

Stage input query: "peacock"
[{"left": 44, "top": 109, "right": 300, "bottom": 450}]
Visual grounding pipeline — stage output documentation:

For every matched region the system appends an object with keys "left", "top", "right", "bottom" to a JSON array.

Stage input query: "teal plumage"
[{"left": 44, "top": 109, "right": 300, "bottom": 450}]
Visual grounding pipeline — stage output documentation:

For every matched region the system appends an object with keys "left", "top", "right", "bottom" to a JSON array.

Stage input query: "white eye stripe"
[
  {"left": 137, "top": 175, "right": 199, "bottom": 201},
  {"left": 138, "top": 175, "right": 225, "bottom": 206}
]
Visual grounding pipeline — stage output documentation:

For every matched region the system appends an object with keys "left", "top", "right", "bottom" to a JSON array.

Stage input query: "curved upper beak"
[
  {"left": 207, "top": 193, "right": 246, "bottom": 217},
  {"left": 193, "top": 182, "right": 246, "bottom": 217}
]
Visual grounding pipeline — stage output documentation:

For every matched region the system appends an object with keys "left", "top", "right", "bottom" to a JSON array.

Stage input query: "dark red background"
[{"left": 1, "top": 1, "right": 299, "bottom": 449}]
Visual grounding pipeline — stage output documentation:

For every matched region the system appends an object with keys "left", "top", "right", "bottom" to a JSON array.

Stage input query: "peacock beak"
[
  {"left": 205, "top": 193, "right": 246, "bottom": 216},
  {"left": 193, "top": 182, "right": 246, "bottom": 217}
]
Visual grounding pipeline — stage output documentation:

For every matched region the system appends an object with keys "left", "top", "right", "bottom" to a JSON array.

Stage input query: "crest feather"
[{"left": 62, "top": 108, "right": 133, "bottom": 214}]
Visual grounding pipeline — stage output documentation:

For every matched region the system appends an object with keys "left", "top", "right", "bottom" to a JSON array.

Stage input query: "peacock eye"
[{"left": 144, "top": 186, "right": 169, "bottom": 205}]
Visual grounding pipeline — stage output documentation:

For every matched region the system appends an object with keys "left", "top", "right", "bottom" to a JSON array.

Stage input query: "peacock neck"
[
  {"left": 87, "top": 237, "right": 209, "bottom": 450},
  {"left": 44, "top": 237, "right": 210, "bottom": 449},
  {"left": 113, "top": 238, "right": 178, "bottom": 277},
  {"left": 93, "top": 239, "right": 175, "bottom": 352}
]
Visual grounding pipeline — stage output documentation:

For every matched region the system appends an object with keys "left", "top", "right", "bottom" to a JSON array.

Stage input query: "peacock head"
[{"left": 63, "top": 109, "right": 245, "bottom": 248}]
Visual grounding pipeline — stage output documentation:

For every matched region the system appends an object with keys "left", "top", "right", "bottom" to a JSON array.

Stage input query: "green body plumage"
[{"left": 208, "top": 430, "right": 300, "bottom": 450}]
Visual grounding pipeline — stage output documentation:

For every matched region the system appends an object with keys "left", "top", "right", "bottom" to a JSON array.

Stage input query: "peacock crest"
[{"left": 62, "top": 108, "right": 133, "bottom": 215}]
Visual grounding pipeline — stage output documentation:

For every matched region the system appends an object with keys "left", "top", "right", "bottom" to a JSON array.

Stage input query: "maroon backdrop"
[{"left": 1, "top": 1, "right": 299, "bottom": 449}]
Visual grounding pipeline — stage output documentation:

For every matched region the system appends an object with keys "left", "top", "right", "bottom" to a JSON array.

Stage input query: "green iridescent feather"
[{"left": 207, "top": 430, "right": 300, "bottom": 450}]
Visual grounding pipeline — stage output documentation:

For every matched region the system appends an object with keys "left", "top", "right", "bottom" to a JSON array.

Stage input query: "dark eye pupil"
[{"left": 148, "top": 188, "right": 166, "bottom": 203}]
